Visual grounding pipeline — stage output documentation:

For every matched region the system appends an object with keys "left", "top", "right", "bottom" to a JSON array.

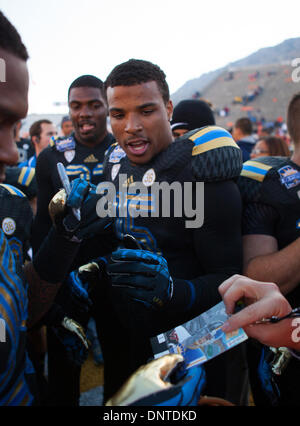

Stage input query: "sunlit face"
[
  {"left": 250, "top": 139, "right": 269, "bottom": 159},
  {"left": 172, "top": 128, "right": 189, "bottom": 139},
  {"left": 69, "top": 87, "right": 108, "bottom": 146},
  {"left": 107, "top": 81, "right": 173, "bottom": 165},
  {"left": 34, "top": 122, "right": 57, "bottom": 155},
  {"left": 0, "top": 48, "right": 29, "bottom": 181}
]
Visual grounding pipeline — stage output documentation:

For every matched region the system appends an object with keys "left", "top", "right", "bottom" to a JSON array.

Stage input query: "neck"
[{"left": 76, "top": 130, "right": 108, "bottom": 147}]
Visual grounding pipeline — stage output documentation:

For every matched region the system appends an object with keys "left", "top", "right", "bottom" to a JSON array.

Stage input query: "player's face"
[
  {"left": 172, "top": 128, "right": 189, "bottom": 139},
  {"left": 69, "top": 87, "right": 108, "bottom": 146},
  {"left": 107, "top": 81, "right": 173, "bottom": 165},
  {"left": 39, "top": 122, "right": 57, "bottom": 150},
  {"left": 0, "top": 48, "right": 28, "bottom": 182},
  {"left": 61, "top": 120, "right": 73, "bottom": 136}
]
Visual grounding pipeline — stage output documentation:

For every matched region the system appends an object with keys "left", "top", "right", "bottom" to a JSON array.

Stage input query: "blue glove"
[
  {"left": 107, "top": 249, "right": 174, "bottom": 310},
  {"left": 51, "top": 323, "right": 89, "bottom": 366},
  {"left": 67, "top": 178, "right": 92, "bottom": 209},
  {"left": 49, "top": 177, "right": 113, "bottom": 241},
  {"left": 65, "top": 270, "right": 92, "bottom": 313},
  {"left": 49, "top": 269, "right": 92, "bottom": 366},
  {"left": 258, "top": 346, "right": 280, "bottom": 405},
  {"left": 106, "top": 354, "right": 206, "bottom": 406},
  {"left": 147, "top": 364, "right": 206, "bottom": 406}
]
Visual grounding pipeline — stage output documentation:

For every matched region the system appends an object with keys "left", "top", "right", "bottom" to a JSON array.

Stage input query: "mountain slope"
[{"left": 171, "top": 37, "right": 300, "bottom": 128}]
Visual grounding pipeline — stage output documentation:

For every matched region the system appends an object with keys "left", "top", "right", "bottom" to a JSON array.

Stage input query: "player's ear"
[
  {"left": 32, "top": 136, "right": 39, "bottom": 145},
  {"left": 166, "top": 100, "right": 173, "bottom": 122}
]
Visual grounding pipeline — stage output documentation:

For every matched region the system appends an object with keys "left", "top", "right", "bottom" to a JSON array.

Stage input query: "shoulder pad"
[
  {"left": 241, "top": 156, "right": 287, "bottom": 182},
  {"left": 0, "top": 184, "right": 33, "bottom": 262},
  {"left": 104, "top": 141, "right": 118, "bottom": 159},
  {"left": 106, "top": 143, "right": 126, "bottom": 164},
  {"left": 0, "top": 183, "right": 26, "bottom": 198},
  {"left": 51, "top": 135, "right": 76, "bottom": 152},
  {"left": 237, "top": 156, "right": 286, "bottom": 203},
  {"left": 186, "top": 126, "right": 242, "bottom": 181},
  {"left": 4, "top": 166, "right": 37, "bottom": 199}
]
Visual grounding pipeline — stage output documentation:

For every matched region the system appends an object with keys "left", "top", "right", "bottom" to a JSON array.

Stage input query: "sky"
[{"left": 1, "top": 0, "right": 300, "bottom": 114}]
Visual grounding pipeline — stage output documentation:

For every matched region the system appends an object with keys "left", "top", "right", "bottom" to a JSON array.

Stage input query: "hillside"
[
  {"left": 171, "top": 38, "right": 300, "bottom": 128},
  {"left": 202, "top": 63, "right": 299, "bottom": 128}
]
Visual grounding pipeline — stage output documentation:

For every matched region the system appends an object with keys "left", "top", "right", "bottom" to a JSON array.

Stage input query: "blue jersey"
[
  {"left": 0, "top": 183, "right": 35, "bottom": 405},
  {"left": 0, "top": 228, "right": 34, "bottom": 405}
]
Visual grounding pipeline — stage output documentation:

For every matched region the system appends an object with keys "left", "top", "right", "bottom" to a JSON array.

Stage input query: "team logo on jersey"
[
  {"left": 64, "top": 150, "right": 75, "bottom": 162},
  {"left": 54, "top": 136, "right": 76, "bottom": 152},
  {"left": 142, "top": 168, "right": 156, "bottom": 187},
  {"left": 2, "top": 217, "right": 16, "bottom": 236},
  {"left": 111, "top": 164, "right": 121, "bottom": 181},
  {"left": 278, "top": 165, "right": 300, "bottom": 189},
  {"left": 23, "top": 143, "right": 29, "bottom": 150},
  {"left": 109, "top": 146, "right": 126, "bottom": 163},
  {"left": 84, "top": 154, "right": 98, "bottom": 163}
]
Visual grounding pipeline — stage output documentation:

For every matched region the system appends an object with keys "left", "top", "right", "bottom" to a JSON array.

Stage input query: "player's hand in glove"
[
  {"left": 51, "top": 317, "right": 90, "bottom": 366},
  {"left": 107, "top": 249, "right": 174, "bottom": 310},
  {"left": 44, "top": 269, "right": 93, "bottom": 366},
  {"left": 48, "top": 177, "right": 113, "bottom": 241},
  {"left": 106, "top": 354, "right": 206, "bottom": 406}
]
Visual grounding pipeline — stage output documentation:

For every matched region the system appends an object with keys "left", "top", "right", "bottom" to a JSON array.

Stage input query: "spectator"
[
  {"left": 250, "top": 136, "right": 290, "bottom": 159},
  {"left": 232, "top": 117, "right": 256, "bottom": 162},
  {"left": 171, "top": 99, "right": 215, "bottom": 139},
  {"left": 19, "top": 119, "right": 57, "bottom": 167},
  {"left": 14, "top": 119, "right": 35, "bottom": 164},
  {"left": 60, "top": 115, "right": 73, "bottom": 137}
]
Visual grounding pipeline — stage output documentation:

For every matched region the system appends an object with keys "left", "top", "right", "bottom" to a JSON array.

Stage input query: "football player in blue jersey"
[
  {"left": 71, "top": 58, "right": 248, "bottom": 404},
  {"left": 237, "top": 92, "right": 300, "bottom": 406},
  {"left": 31, "top": 73, "right": 114, "bottom": 406},
  {"left": 0, "top": 11, "right": 106, "bottom": 406}
]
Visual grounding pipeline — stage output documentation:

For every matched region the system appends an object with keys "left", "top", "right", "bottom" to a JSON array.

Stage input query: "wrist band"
[
  {"left": 257, "top": 307, "right": 300, "bottom": 324},
  {"left": 288, "top": 348, "right": 300, "bottom": 360}
]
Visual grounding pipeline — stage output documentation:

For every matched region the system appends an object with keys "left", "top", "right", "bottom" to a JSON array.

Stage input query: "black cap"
[{"left": 171, "top": 99, "right": 215, "bottom": 131}]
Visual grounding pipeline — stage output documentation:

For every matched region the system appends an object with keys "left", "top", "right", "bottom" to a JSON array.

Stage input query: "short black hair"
[
  {"left": 68, "top": 75, "right": 104, "bottom": 100},
  {"left": 0, "top": 11, "right": 29, "bottom": 61},
  {"left": 105, "top": 59, "right": 170, "bottom": 104},
  {"left": 234, "top": 117, "right": 252, "bottom": 135}
]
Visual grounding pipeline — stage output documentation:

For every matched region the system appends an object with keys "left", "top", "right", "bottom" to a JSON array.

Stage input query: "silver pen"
[{"left": 57, "top": 162, "right": 81, "bottom": 221}]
